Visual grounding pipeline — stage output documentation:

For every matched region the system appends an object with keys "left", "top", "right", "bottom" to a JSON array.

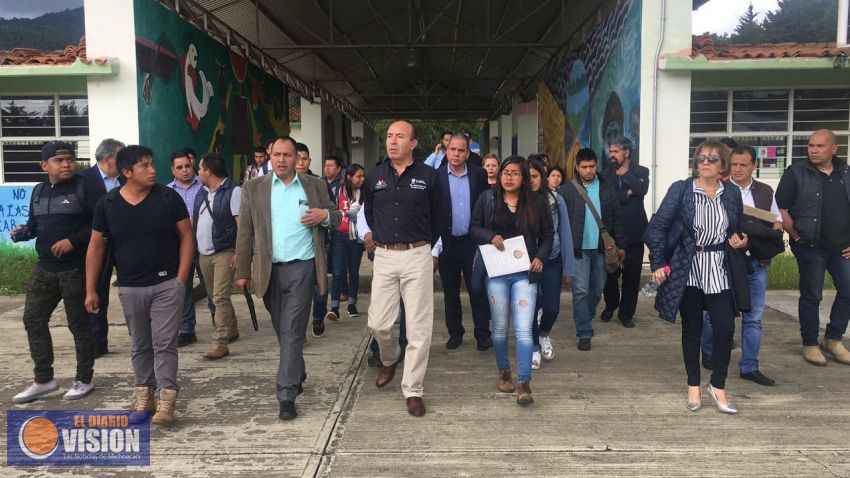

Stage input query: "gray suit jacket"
[{"left": 235, "top": 172, "right": 341, "bottom": 298}]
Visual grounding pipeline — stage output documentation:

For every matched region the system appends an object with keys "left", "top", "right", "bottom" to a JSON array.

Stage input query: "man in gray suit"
[{"left": 235, "top": 136, "right": 341, "bottom": 420}]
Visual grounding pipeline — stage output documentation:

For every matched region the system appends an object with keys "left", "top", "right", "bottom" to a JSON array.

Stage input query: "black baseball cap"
[{"left": 41, "top": 141, "right": 75, "bottom": 161}]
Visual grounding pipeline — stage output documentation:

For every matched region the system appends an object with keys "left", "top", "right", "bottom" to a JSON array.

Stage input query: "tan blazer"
[{"left": 235, "top": 172, "right": 341, "bottom": 298}]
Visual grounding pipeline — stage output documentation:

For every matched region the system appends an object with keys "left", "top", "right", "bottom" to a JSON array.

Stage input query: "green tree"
[
  {"left": 730, "top": 3, "right": 765, "bottom": 44},
  {"left": 761, "top": 0, "right": 837, "bottom": 43}
]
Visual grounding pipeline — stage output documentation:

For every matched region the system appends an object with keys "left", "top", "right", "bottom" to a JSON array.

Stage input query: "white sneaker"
[
  {"left": 540, "top": 336, "right": 555, "bottom": 360},
  {"left": 532, "top": 351, "right": 541, "bottom": 370},
  {"left": 13, "top": 380, "right": 59, "bottom": 403},
  {"left": 63, "top": 381, "right": 95, "bottom": 400}
]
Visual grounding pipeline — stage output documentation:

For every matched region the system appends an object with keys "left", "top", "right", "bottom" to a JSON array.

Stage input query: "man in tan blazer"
[{"left": 235, "top": 136, "right": 341, "bottom": 420}]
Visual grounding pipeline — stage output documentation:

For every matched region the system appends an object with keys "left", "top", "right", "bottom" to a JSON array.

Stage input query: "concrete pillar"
[
  {"left": 499, "top": 114, "right": 512, "bottom": 159},
  {"left": 515, "top": 98, "right": 539, "bottom": 157},
  {"left": 300, "top": 99, "right": 323, "bottom": 175},
  {"left": 487, "top": 119, "right": 500, "bottom": 158},
  {"left": 84, "top": 0, "right": 140, "bottom": 147},
  {"left": 640, "top": 0, "right": 693, "bottom": 212}
]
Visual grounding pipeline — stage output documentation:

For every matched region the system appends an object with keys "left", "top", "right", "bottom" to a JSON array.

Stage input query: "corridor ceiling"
[{"left": 168, "top": 0, "right": 709, "bottom": 121}]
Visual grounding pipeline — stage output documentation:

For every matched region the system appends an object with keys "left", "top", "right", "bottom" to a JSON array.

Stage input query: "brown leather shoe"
[
  {"left": 821, "top": 338, "right": 850, "bottom": 364},
  {"left": 804, "top": 345, "right": 827, "bottom": 366},
  {"left": 202, "top": 344, "right": 229, "bottom": 360},
  {"left": 497, "top": 369, "right": 514, "bottom": 393},
  {"left": 376, "top": 360, "right": 399, "bottom": 388},
  {"left": 406, "top": 397, "right": 426, "bottom": 417},
  {"left": 516, "top": 382, "right": 534, "bottom": 406}
]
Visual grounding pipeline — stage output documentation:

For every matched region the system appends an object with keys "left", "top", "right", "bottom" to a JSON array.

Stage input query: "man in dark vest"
[
  {"left": 702, "top": 145, "right": 781, "bottom": 385},
  {"left": 600, "top": 136, "right": 648, "bottom": 329},
  {"left": 194, "top": 153, "right": 241, "bottom": 359},
  {"left": 776, "top": 129, "right": 850, "bottom": 367}
]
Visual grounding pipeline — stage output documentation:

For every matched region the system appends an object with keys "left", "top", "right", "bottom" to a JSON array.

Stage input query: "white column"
[
  {"left": 499, "top": 114, "right": 513, "bottom": 158},
  {"left": 487, "top": 119, "right": 500, "bottom": 158},
  {"left": 300, "top": 99, "right": 323, "bottom": 174},
  {"left": 515, "top": 98, "right": 539, "bottom": 157},
  {"left": 84, "top": 0, "right": 140, "bottom": 145},
  {"left": 350, "top": 121, "right": 365, "bottom": 166},
  {"left": 640, "top": 0, "right": 693, "bottom": 212}
]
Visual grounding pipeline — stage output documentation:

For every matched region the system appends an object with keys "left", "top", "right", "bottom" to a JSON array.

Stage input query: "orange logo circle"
[{"left": 19, "top": 417, "right": 59, "bottom": 459}]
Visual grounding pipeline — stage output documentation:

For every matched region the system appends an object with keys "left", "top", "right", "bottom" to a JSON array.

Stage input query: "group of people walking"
[{"left": 9, "top": 123, "right": 850, "bottom": 423}]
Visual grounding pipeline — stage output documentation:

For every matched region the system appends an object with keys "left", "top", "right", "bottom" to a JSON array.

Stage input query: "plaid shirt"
[{"left": 167, "top": 176, "right": 202, "bottom": 217}]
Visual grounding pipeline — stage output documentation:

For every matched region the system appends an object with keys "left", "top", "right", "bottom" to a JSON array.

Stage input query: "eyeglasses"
[
  {"left": 500, "top": 171, "right": 522, "bottom": 178},
  {"left": 695, "top": 155, "right": 721, "bottom": 164}
]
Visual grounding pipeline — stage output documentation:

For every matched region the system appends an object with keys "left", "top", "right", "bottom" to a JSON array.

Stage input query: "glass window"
[
  {"left": 793, "top": 89, "right": 850, "bottom": 132},
  {"left": 733, "top": 135, "right": 788, "bottom": 180},
  {"left": 690, "top": 91, "right": 728, "bottom": 134},
  {"left": 58, "top": 96, "right": 89, "bottom": 137},
  {"left": 731, "top": 90, "right": 789, "bottom": 132},
  {"left": 1, "top": 97, "right": 55, "bottom": 137},
  {"left": 2, "top": 141, "right": 50, "bottom": 183}
]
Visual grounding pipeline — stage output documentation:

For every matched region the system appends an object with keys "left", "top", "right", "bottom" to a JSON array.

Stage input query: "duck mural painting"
[{"left": 134, "top": 0, "right": 288, "bottom": 183}]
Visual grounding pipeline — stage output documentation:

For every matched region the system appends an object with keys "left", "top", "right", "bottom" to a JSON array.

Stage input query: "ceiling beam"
[{"left": 263, "top": 43, "right": 562, "bottom": 50}]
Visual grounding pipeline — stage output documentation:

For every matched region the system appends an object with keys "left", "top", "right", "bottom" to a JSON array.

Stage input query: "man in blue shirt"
[{"left": 424, "top": 130, "right": 452, "bottom": 169}]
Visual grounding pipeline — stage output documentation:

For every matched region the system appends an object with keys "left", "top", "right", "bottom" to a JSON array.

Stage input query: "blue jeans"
[
  {"left": 486, "top": 272, "right": 537, "bottom": 383},
  {"left": 702, "top": 259, "right": 767, "bottom": 373},
  {"left": 571, "top": 250, "right": 606, "bottom": 339},
  {"left": 533, "top": 256, "right": 563, "bottom": 347},
  {"left": 791, "top": 242, "right": 850, "bottom": 346},
  {"left": 369, "top": 302, "right": 408, "bottom": 354},
  {"left": 331, "top": 231, "right": 364, "bottom": 308}
]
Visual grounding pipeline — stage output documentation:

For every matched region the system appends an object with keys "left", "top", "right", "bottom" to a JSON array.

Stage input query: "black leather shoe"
[
  {"left": 177, "top": 333, "right": 197, "bottom": 348},
  {"left": 600, "top": 309, "right": 615, "bottom": 322},
  {"left": 620, "top": 317, "right": 635, "bottom": 328},
  {"left": 279, "top": 401, "right": 297, "bottom": 420},
  {"left": 477, "top": 338, "right": 492, "bottom": 351},
  {"left": 367, "top": 352, "right": 382, "bottom": 368},
  {"left": 740, "top": 370, "right": 775, "bottom": 386},
  {"left": 94, "top": 343, "right": 109, "bottom": 359},
  {"left": 702, "top": 354, "right": 713, "bottom": 371},
  {"left": 578, "top": 338, "right": 591, "bottom": 351},
  {"left": 446, "top": 335, "right": 463, "bottom": 350}
]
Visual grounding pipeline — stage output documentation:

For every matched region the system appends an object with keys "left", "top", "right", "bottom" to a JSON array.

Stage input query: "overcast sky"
[
  {"left": 693, "top": 0, "right": 780, "bottom": 35},
  {"left": 0, "top": 0, "right": 82, "bottom": 19}
]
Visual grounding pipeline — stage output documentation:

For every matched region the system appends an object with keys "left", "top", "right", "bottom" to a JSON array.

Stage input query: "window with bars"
[
  {"left": 689, "top": 88, "right": 850, "bottom": 179},
  {"left": 0, "top": 95, "right": 89, "bottom": 183}
]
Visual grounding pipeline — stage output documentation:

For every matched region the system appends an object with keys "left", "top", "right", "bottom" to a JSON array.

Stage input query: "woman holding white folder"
[{"left": 470, "top": 156, "right": 554, "bottom": 405}]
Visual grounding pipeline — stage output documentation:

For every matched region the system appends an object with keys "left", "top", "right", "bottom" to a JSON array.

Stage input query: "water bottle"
[{"left": 641, "top": 266, "right": 670, "bottom": 297}]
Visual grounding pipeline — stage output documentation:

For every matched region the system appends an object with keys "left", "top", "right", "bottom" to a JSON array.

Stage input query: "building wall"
[
  {"left": 539, "top": 0, "right": 642, "bottom": 178},
  {"left": 133, "top": 0, "right": 288, "bottom": 183}
]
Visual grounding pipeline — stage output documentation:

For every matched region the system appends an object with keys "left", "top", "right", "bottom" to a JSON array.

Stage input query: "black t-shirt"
[
  {"left": 820, "top": 170, "right": 850, "bottom": 254},
  {"left": 92, "top": 185, "right": 189, "bottom": 286}
]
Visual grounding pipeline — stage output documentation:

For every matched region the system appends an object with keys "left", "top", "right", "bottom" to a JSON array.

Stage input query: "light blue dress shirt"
[
  {"left": 448, "top": 165, "right": 471, "bottom": 236},
  {"left": 270, "top": 174, "right": 314, "bottom": 262},
  {"left": 424, "top": 150, "right": 446, "bottom": 169},
  {"left": 581, "top": 177, "right": 601, "bottom": 250},
  {"left": 98, "top": 165, "right": 120, "bottom": 192}
]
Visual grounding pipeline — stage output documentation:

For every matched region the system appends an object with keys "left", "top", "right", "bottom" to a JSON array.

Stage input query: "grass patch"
[
  {"left": 0, "top": 244, "right": 36, "bottom": 295},
  {"left": 767, "top": 253, "right": 834, "bottom": 290}
]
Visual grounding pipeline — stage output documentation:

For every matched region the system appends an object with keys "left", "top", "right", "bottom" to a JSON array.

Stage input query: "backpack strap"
[{"left": 571, "top": 179, "right": 607, "bottom": 233}]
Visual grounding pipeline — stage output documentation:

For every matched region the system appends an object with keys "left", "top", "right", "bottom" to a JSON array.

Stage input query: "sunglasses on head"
[{"left": 695, "top": 154, "right": 721, "bottom": 164}]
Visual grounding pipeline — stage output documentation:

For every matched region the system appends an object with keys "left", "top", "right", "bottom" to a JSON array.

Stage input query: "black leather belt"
[{"left": 695, "top": 243, "right": 725, "bottom": 253}]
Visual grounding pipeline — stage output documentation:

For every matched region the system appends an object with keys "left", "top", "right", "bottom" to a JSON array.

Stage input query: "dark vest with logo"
[{"left": 192, "top": 177, "right": 238, "bottom": 253}]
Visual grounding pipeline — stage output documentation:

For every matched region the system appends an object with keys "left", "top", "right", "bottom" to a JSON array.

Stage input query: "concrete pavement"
[{"left": 1, "top": 284, "right": 849, "bottom": 477}]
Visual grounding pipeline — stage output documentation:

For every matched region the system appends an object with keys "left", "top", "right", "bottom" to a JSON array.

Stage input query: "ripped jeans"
[{"left": 486, "top": 272, "right": 537, "bottom": 383}]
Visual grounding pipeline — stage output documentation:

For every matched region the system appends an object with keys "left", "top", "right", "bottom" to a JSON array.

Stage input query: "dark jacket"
[
  {"left": 644, "top": 178, "right": 746, "bottom": 323},
  {"left": 469, "top": 189, "right": 555, "bottom": 265},
  {"left": 601, "top": 161, "right": 649, "bottom": 244},
  {"left": 27, "top": 174, "right": 99, "bottom": 272},
  {"left": 78, "top": 164, "right": 125, "bottom": 199},
  {"left": 558, "top": 175, "right": 628, "bottom": 258},
  {"left": 775, "top": 156, "right": 850, "bottom": 246},
  {"left": 436, "top": 161, "right": 490, "bottom": 254},
  {"left": 192, "top": 177, "right": 238, "bottom": 253}
]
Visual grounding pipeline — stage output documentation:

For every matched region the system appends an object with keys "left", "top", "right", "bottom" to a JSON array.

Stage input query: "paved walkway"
[{"left": 1, "top": 285, "right": 849, "bottom": 477}]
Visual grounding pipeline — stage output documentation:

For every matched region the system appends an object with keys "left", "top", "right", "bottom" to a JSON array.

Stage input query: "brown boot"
[
  {"left": 820, "top": 338, "right": 850, "bottom": 365},
  {"left": 128, "top": 387, "right": 156, "bottom": 424},
  {"left": 803, "top": 345, "right": 827, "bottom": 366},
  {"left": 497, "top": 370, "right": 514, "bottom": 393},
  {"left": 516, "top": 382, "right": 534, "bottom": 406},
  {"left": 202, "top": 343, "right": 230, "bottom": 360},
  {"left": 227, "top": 325, "right": 239, "bottom": 342},
  {"left": 152, "top": 389, "right": 178, "bottom": 425}
]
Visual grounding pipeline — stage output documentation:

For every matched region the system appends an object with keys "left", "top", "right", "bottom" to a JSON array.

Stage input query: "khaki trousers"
[
  {"left": 198, "top": 249, "right": 238, "bottom": 345},
  {"left": 368, "top": 244, "right": 433, "bottom": 398}
]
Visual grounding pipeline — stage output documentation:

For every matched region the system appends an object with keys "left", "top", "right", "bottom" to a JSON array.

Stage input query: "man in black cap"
[{"left": 12, "top": 141, "right": 99, "bottom": 403}]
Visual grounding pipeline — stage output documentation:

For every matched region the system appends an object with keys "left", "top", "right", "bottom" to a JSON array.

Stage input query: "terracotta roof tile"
[
  {"left": 692, "top": 34, "right": 850, "bottom": 60},
  {"left": 0, "top": 36, "right": 110, "bottom": 66}
]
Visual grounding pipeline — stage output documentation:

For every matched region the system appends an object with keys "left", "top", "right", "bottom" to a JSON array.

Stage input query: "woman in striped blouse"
[{"left": 645, "top": 141, "right": 749, "bottom": 414}]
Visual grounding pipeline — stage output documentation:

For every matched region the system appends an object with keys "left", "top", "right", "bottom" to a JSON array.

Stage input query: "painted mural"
[
  {"left": 134, "top": 0, "right": 288, "bottom": 183},
  {"left": 539, "top": 0, "right": 641, "bottom": 178},
  {"left": 0, "top": 185, "right": 34, "bottom": 247}
]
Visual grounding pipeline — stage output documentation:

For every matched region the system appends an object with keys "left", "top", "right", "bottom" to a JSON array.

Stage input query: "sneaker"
[
  {"left": 151, "top": 389, "right": 177, "bottom": 426},
  {"left": 540, "top": 336, "right": 554, "bottom": 360},
  {"left": 13, "top": 380, "right": 59, "bottom": 404},
  {"left": 325, "top": 308, "right": 339, "bottom": 322},
  {"left": 347, "top": 304, "right": 359, "bottom": 317},
  {"left": 63, "top": 381, "right": 95, "bottom": 400},
  {"left": 312, "top": 319, "right": 326, "bottom": 338},
  {"left": 177, "top": 333, "right": 197, "bottom": 348},
  {"left": 129, "top": 387, "right": 156, "bottom": 424},
  {"left": 532, "top": 351, "right": 541, "bottom": 370}
]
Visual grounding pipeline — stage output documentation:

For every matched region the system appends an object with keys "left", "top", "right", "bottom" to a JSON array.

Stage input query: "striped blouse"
[{"left": 687, "top": 182, "right": 730, "bottom": 293}]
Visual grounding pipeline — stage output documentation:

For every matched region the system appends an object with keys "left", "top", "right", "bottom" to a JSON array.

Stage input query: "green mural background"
[{"left": 134, "top": 0, "right": 288, "bottom": 183}]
